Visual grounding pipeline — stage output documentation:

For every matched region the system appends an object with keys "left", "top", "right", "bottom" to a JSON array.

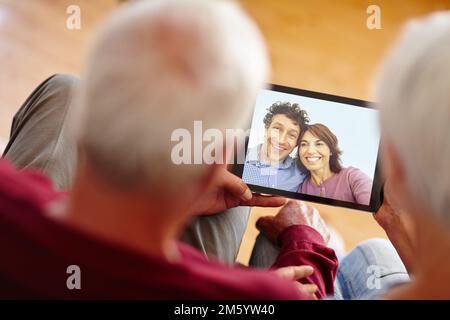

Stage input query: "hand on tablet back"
[
  {"left": 373, "top": 180, "right": 415, "bottom": 273},
  {"left": 257, "top": 200, "right": 330, "bottom": 245},
  {"left": 374, "top": 180, "right": 409, "bottom": 229},
  {"left": 189, "top": 167, "right": 287, "bottom": 216}
]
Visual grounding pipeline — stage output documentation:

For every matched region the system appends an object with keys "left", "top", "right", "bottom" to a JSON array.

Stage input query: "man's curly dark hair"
[{"left": 263, "top": 102, "right": 309, "bottom": 132}]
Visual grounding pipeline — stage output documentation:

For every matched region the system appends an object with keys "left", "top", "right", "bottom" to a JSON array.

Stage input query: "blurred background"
[{"left": 0, "top": 0, "right": 449, "bottom": 264}]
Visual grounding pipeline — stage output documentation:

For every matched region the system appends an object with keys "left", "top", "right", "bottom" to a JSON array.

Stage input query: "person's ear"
[
  {"left": 264, "top": 127, "right": 270, "bottom": 140},
  {"left": 383, "top": 143, "right": 405, "bottom": 184},
  {"left": 382, "top": 142, "right": 410, "bottom": 209}
]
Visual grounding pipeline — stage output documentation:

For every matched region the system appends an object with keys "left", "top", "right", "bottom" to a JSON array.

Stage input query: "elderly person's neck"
[
  {"left": 58, "top": 161, "right": 187, "bottom": 263},
  {"left": 387, "top": 211, "right": 450, "bottom": 299}
]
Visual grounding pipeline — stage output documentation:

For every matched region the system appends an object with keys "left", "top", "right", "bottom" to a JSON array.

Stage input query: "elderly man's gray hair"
[{"left": 72, "top": 0, "right": 268, "bottom": 193}]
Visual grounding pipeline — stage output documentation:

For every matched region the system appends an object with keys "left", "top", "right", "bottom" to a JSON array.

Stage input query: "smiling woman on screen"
[{"left": 297, "top": 123, "right": 372, "bottom": 205}]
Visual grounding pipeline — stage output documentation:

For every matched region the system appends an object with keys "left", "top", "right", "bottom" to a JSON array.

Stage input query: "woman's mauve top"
[{"left": 299, "top": 167, "right": 373, "bottom": 205}]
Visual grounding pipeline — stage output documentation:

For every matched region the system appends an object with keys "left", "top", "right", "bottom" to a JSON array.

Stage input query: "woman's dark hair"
[
  {"left": 263, "top": 102, "right": 309, "bottom": 133},
  {"left": 297, "top": 123, "right": 343, "bottom": 175}
]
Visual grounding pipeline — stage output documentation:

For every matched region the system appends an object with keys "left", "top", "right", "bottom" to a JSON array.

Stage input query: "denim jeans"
[{"left": 250, "top": 233, "right": 410, "bottom": 299}]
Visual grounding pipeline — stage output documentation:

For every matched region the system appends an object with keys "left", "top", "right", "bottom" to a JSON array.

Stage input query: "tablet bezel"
[{"left": 232, "top": 83, "right": 383, "bottom": 213}]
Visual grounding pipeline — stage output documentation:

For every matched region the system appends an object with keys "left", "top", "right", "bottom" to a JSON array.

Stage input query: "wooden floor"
[
  {"left": 0, "top": 0, "right": 448, "bottom": 264},
  {"left": 0, "top": 0, "right": 118, "bottom": 140},
  {"left": 236, "top": 0, "right": 450, "bottom": 264}
]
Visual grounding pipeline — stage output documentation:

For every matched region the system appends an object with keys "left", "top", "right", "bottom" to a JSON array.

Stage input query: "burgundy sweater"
[{"left": 0, "top": 159, "right": 338, "bottom": 299}]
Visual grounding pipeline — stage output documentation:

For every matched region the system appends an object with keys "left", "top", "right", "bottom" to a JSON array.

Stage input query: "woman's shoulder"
[
  {"left": 345, "top": 166, "right": 369, "bottom": 175},
  {"left": 341, "top": 166, "right": 361, "bottom": 173},
  {"left": 340, "top": 166, "right": 372, "bottom": 183},
  {"left": 337, "top": 166, "right": 361, "bottom": 174}
]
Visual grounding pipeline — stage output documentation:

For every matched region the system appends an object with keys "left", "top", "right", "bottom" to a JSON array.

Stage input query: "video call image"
[{"left": 242, "top": 89, "right": 380, "bottom": 206}]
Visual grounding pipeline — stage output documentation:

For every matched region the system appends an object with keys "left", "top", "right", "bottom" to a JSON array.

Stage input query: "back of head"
[
  {"left": 376, "top": 11, "right": 450, "bottom": 226},
  {"left": 73, "top": 0, "right": 268, "bottom": 195}
]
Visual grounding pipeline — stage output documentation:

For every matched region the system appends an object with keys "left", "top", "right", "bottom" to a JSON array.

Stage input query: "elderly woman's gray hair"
[{"left": 376, "top": 11, "right": 450, "bottom": 225}]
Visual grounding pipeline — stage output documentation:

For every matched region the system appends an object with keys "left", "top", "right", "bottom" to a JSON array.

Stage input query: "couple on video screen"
[{"left": 242, "top": 102, "right": 373, "bottom": 205}]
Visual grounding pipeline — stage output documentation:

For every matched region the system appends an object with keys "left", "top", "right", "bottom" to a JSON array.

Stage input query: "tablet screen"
[{"left": 237, "top": 84, "right": 383, "bottom": 212}]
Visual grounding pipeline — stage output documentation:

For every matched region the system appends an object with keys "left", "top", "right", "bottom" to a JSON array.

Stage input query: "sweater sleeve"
[
  {"left": 270, "top": 225, "right": 338, "bottom": 299},
  {"left": 348, "top": 167, "right": 373, "bottom": 206}
]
